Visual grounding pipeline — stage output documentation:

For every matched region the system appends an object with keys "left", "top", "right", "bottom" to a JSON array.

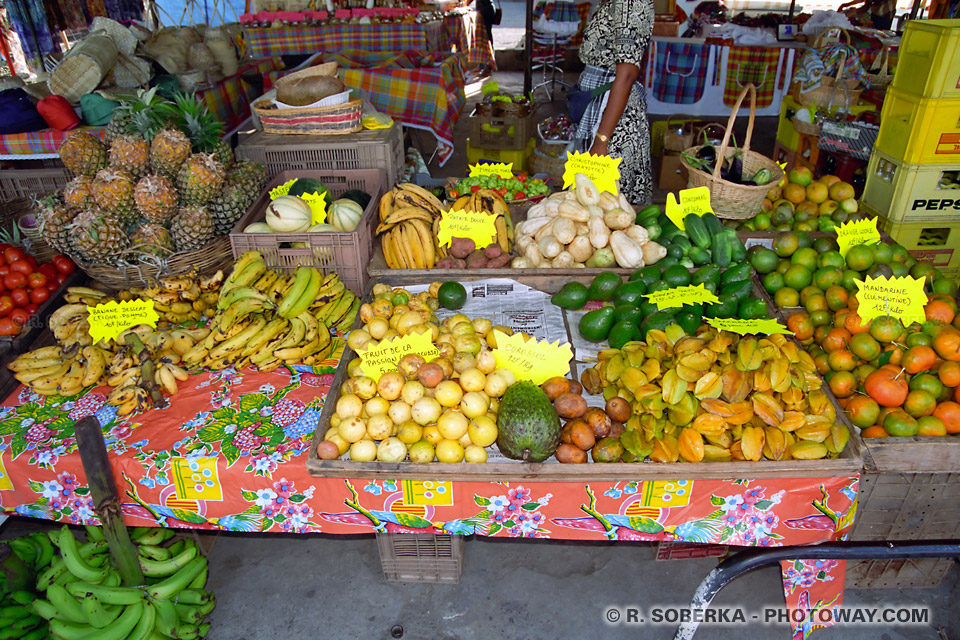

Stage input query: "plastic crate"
[
  {"left": 891, "top": 19, "right": 960, "bottom": 99},
  {"left": 873, "top": 210, "right": 960, "bottom": 272},
  {"left": 235, "top": 124, "right": 403, "bottom": 187},
  {"left": 775, "top": 95, "right": 876, "bottom": 154},
  {"left": 468, "top": 110, "right": 534, "bottom": 151},
  {"left": 376, "top": 533, "right": 462, "bottom": 584},
  {"left": 466, "top": 137, "right": 535, "bottom": 173},
  {"left": 874, "top": 87, "right": 960, "bottom": 165},
  {"left": 0, "top": 166, "right": 72, "bottom": 200},
  {"left": 229, "top": 169, "right": 385, "bottom": 295},
  {"left": 861, "top": 149, "right": 960, "bottom": 223}
]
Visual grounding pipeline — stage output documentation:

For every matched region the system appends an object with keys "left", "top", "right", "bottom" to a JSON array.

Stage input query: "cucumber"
[
  {"left": 684, "top": 214, "right": 711, "bottom": 250},
  {"left": 635, "top": 204, "right": 661, "bottom": 227},
  {"left": 688, "top": 246, "right": 711, "bottom": 266},
  {"left": 712, "top": 235, "right": 731, "bottom": 268},
  {"left": 701, "top": 212, "right": 723, "bottom": 237}
]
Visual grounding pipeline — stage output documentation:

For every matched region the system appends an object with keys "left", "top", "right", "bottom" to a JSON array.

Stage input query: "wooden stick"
[{"left": 74, "top": 415, "right": 145, "bottom": 587}]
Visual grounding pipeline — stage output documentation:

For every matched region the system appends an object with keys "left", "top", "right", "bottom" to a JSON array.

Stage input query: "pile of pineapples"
[{"left": 39, "top": 89, "right": 267, "bottom": 268}]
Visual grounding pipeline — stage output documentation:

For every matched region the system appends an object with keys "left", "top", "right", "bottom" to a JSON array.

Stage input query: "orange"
[
  {"left": 805, "top": 182, "right": 829, "bottom": 204},
  {"left": 925, "top": 299, "right": 956, "bottom": 324},
  {"left": 883, "top": 411, "right": 919, "bottom": 436},
  {"left": 823, "top": 327, "right": 852, "bottom": 353},
  {"left": 787, "top": 312, "right": 814, "bottom": 341},
  {"left": 917, "top": 416, "right": 947, "bottom": 436},
  {"left": 909, "top": 372, "right": 945, "bottom": 399},
  {"left": 844, "top": 311, "right": 871, "bottom": 335},
  {"left": 828, "top": 181, "right": 855, "bottom": 201},
  {"left": 774, "top": 287, "right": 800, "bottom": 308},
  {"left": 902, "top": 345, "right": 938, "bottom": 374},
  {"left": 819, "top": 200, "right": 840, "bottom": 217},
  {"left": 819, "top": 174, "right": 842, "bottom": 187},
  {"left": 847, "top": 395, "right": 880, "bottom": 428},
  {"left": 849, "top": 333, "right": 881, "bottom": 362},
  {"left": 932, "top": 401, "right": 960, "bottom": 434},
  {"left": 881, "top": 343, "right": 904, "bottom": 366},
  {"left": 784, "top": 266, "right": 813, "bottom": 290},
  {"left": 783, "top": 183, "right": 807, "bottom": 205},
  {"left": 906, "top": 332, "right": 933, "bottom": 348},
  {"left": 828, "top": 370, "right": 858, "bottom": 398},
  {"left": 813, "top": 323, "right": 832, "bottom": 342},
  {"left": 933, "top": 328, "right": 960, "bottom": 362},
  {"left": 828, "top": 349, "right": 858, "bottom": 372},
  {"left": 854, "top": 363, "right": 877, "bottom": 385},
  {"left": 814, "top": 352, "right": 832, "bottom": 375},
  {"left": 845, "top": 244, "right": 875, "bottom": 273},
  {"left": 825, "top": 286, "right": 849, "bottom": 311},
  {"left": 813, "top": 267, "right": 843, "bottom": 291},
  {"left": 804, "top": 293, "right": 828, "bottom": 313},
  {"left": 861, "top": 425, "right": 889, "bottom": 438},
  {"left": 865, "top": 364, "right": 909, "bottom": 407},
  {"left": 795, "top": 201, "right": 820, "bottom": 218},
  {"left": 903, "top": 389, "right": 937, "bottom": 417},
  {"left": 847, "top": 292, "right": 860, "bottom": 312},
  {"left": 937, "top": 361, "right": 960, "bottom": 388},
  {"left": 870, "top": 316, "right": 905, "bottom": 343}
]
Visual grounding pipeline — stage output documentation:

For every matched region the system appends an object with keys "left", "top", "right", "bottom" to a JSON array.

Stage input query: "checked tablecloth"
[
  {"left": 244, "top": 21, "right": 443, "bottom": 58},
  {"left": 442, "top": 10, "right": 496, "bottom": 70}
]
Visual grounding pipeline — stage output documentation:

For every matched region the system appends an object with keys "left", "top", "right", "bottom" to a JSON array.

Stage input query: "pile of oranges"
[{"left": 786, "top": 293, "right": 960, "bottom": 438}]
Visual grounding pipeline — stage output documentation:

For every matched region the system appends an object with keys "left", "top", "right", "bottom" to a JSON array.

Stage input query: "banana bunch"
[
  {"left": 32, "top": 525, "right": 215, "bottom": 640},
  {"left": 1, "top": 532, "right": 58, "bottom": 640},
  {"left": 441, "top": 188, "right": 514, "bottom": 261}
]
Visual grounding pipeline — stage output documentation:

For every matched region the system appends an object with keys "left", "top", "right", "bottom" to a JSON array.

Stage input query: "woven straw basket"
[
  {"left": 49, "top": 33, "right": 117, "bottom": 103},
  {"left": 254, "top": 61, "right": 361, "bottom": 134},
  {"left": 792, "top": 28, "right": 863, "bottom": 108},
  {"left": 681, "top": 84, "right": 784, "bottom": 220},
  {"left": 791, "top": 116, "right": 821, "bottom": 136},
  {"left": 80, "top": 236, "right": 235, "bottom": 290},
  {"left": 113, "top": 54, "right": 153, "bottom": 88}
]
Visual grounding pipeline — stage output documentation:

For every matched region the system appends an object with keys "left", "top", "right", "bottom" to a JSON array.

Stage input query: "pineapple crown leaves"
[
  {"left": 158, "top": 92, "right": 225, "bottom": 154},
  {"left": 115, "top": 86, "right": 173, "bottom": 142}
]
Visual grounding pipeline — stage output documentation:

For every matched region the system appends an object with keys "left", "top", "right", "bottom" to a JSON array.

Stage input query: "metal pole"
[{"left": 524, "top": 0, "right": 533, "bottom": 96}]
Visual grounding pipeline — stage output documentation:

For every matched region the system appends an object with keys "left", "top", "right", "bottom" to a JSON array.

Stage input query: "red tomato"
[
  {"left": 10, "top": 307, "right": 29, "bottom": 327},
  {"left": 27, "top": 272, "right": 47, "bottom": 289},
  {"left": 38, "top": 263, "right": 57, "bottom": 280},
  {"left": 10, "top": 288, "right": 29, "bottom": 307},
  {"left": 45, "top": 282, "right": 59, "bottom": 294},
  {"left": 0, "top": 296, "right": 12, "bottom": 317},
  {"left": 3, "top": 272, "right": 25, "bottom": 290},
  {"left": 29, "top": 288, "right": 49, "bottom": 305},
  {"left": 54, "top": 274, "right": 67, "bottom": 286},
  {"left": 3, "top": 248, "right": 24, "bottom": 264},
  {"left": 52, "top": 255, "right": 76, "bottom": 275},
  {"left": 23, "top": 304, "right": 38, "bottom": 315},
  {"left": 0, "top": 265, "right": 10, "bottom": 277},
  {"left": 0, "top": 318, "right": 18, "bottom": 337},
  {"left": 10, "top": 260, "right": 33, "bottom": 276},
  {"left": 0, "top": 244, "right": 12, "bottom": 254}
]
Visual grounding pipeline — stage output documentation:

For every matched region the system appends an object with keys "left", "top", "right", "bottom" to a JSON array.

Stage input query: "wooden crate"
[
  {"left": 306, "top": 273, "right": 862, "bottom": 481},
  {"left": 376, "top": 532, "right": 463, "bottom": 584}
]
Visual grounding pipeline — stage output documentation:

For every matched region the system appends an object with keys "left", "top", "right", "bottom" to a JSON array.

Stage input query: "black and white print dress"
[{"left": 576, "top": 0, "right": 654, "bottom": 205}]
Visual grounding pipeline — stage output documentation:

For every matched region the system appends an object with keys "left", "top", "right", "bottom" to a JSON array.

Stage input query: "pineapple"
[
  {"left": 108, "top": 135, "right": 151, "bottom": 179},
  {"left": 59, "top": 132, "right": 107, "bottom": 177},
  {"left": 170, "top": 206, "right": 214, "bottom": 251},
  {"left": 162, "top": 92, "right": 231, "bottom": 168},
  {"left": 103, "top": 113, "right": 130, "bottom": 147},
  {"left": 208, "top": 160, "right": 267, "bottom": 235},
  {"left": 36, "top": 197, "right": 75, "bottom": 254},
  {"left": 70, "top": 208, "right": 130, "bottom": 265},
  {"left": 150, "top": 128, "right": 192, "bottom": 180},
  {"left": 109, "top": 86, "right": 171, "bottom": 144},
  {"left": 176, "top": 153, "right": 224, "bottom": 206},
  {"left": 92, "top": 169, "right": 138, "bottom": 225},
  {"left": 228, "top": 159, "right": 267, "bottom": 195},
  {"left": 212, "top": 139, "right": 234, "bottom": 170},
  {"left": 133, "top": 175, "right": 178, "bottom": 225},
  {"left": 129, "top": 223, "right": 175, "bottom": 258},
  {"left": 62, "top": 176, "right": 96, "bottom": 209}
]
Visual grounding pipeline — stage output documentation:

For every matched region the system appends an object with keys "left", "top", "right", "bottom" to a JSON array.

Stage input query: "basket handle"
[
  {"left": 665, "top": 113, "right": 695, "bottom": 131},
  {"left": 712, "top": 83, "right": 756, "bottom": 180},
  {"left": 812, "top": 26, "right": 851, "bottom": 49}
]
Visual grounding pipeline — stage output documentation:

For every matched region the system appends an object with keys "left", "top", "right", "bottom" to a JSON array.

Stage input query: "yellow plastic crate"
[
  {"left": 861, "top": 149, "right": 960, "bottom": 223},
  {"left": 466, "top": 137, "right": 535, "bottom": 173},
  {"left": 776, "top": 96, "right": 876, "bottom": 153},
  {"left": 876, "top": 212, "right": 960, "bottom": 272},
  {"left": 891, "top": 19, "right": 960, "bottom": 99},
  {"left": 875, "top": 87, "right": 960, "bottom": 165}
]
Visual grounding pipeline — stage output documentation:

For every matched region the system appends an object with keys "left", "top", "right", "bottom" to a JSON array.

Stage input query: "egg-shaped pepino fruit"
[
  {"left": 347, "top": 357, "right": 363, "bottom": 377},
  {"left": 450, "top": 321, "right": 475, "bottom": 338},
  {"left": 464, "top": 444, "right": 488, "bottom": 463},
  {"left": 367, "top": 317, "right": 390, "bottom": 340},
  {"left": 423, "top": 425, "right": 443, "bottom": 445},
  {"left": 437, "top": 343, "right": 456, "bottom": 359},
  {"left": 410, "top": 323, "right": 439, "bottom": 341},
  {"left": 316, "top": 440, "right": 341, "bottom": 460},
  {"left": 472, "top": 318, "right": 493, "bottom": 337},
  {"left": 370, "top": 298, "right": 393, "bottom": 317},
  {"left": 396, "top": 421, "right": 423, "bottom": 444},
  {"left": 460, "top": 391, "right": 490, "bottom": 419},
  {"left": 417, "top": 362, "right": 445, "bottom": 388},
  {"left": 376, "top": 437, "right": 407, "bottom": 463},
  {"left": 436, "top": 439, "right": 464, "bottom": 463},
  {"left": 437, "top": 410, "right": 469, "bottom": 440},
  {"left": 476, "top": 350, "right": 497, "bottom": 374},
  {"left": 338, "top": 417, "right": 367, "bottom": 443},
  {"left": 411, "top": 397, "right": 442, "bottom": 426},
  {"left": 484, "top": 371, "right": 509, "bottom": 398},
  {"left": 350, "top": 440, "right": 378, "bottom": 462},
  {"left": 433, "top": 357, "right": 454, "bottom": 378},
  {"left": 377, "top": 372, "right": 405, "bottom": 401},
  {"left": 366, "top": 414, "right": 394, "bottom": 440},
  {"left": 494, "top": 368, "right": 517, "bottom": 386},
  {"left": 388, "top": 400, "right": 413, "bottom": 425},
  {"left": 398, "top": 354, "right": 426, "bottom": 380},
  {"left": 364, "top": 396, "right": 390, "bottom": 417},
  {"left": 452, "top": 352, "right": 476, "bottom": 373},
  {"left": 454, "top": 335, "right": 482, "bottom": 356},
  {"left": 408, "top": 439, "right": 436, "bottom": 463},
  {"left": 352, "top": 376, "right": 377, "bottom": 400},
  {"left": 395, "top": 310, "right": 424, "bottom": 335},
  {"left": 459, "top": 367, "right": 486, "bottom": 393},
  {"left": 401, "top": 380, "right": 425, "bottom": 405},
  {"left": 328, "top": 433, "right": 350, "bottom": 455},
  {"left": 336, "top": 394, "right": 363, "bottom": 419},
  {"left": 468, "top": 415, "right": 498, "bottom": 447},
  {"left": 347, "top": 329, "right": 373, "bottom": 351},
  {"left": 435, "top": 380, "right": 464, "bottom": 407}
]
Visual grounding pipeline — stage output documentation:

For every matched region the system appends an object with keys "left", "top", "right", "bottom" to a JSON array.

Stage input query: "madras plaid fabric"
[
  {"left": 444, "top": 11, "right": 496, "bottom": 70},
  {"left": 0, "top": 127, "right": 103, "bottom": 157},
  {"left": 533, "top": 2, "right": 590, "bottom": 45},
  {"left": 651, "top": 41, "right": 709, "bottom": 105},
  {"left": 244, "top": 22, "right": 442, "bottom": 57},
  {"left": 723, "top": 46, "right": 781, "bottom": 108}
]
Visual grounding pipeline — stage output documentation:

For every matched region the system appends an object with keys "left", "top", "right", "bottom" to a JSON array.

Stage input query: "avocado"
[{"left": 496, "top": 381, "right": 562, "bottom": 462}]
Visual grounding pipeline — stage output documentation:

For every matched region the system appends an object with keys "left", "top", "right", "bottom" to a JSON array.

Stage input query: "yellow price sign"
[
  {"left": 87, "top": 299, "right": 159, "bottom": 344},
  {"left": 468, "top": 163, "right": 513, "bottom": 179},
  {"left": 854, "top": 275, "right": 927, "bottom": 327},
  {"left": 836, "top": 217, "right": 881, "bottom": 257},
  {"left": 269, "top": 179, "right": 327, "bottom": 225},
  {"left": 561, "top": 151, "right": 621, "bottom": 195},
  {"left": 437, "top": 208, "right": 499, "bottom": 249},
  {"left": 644, "top": 284, "right": 720, "bottom": 311},
  {"left": 492, "top": 330, "right": 573, "bottom": 385},
  {"left": 706, "top": 317, "right": 792, "bottom": 336},
  {"left": 356, "top": 330, "right": 439, "bottom": 382},
  {"left": 665, "top": 187, "right": 714, "bottom": 231}
]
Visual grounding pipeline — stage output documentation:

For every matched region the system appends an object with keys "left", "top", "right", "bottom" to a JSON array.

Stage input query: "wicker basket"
[
  {"left": 49, "top": 33, "right": 117, "bottom": 103},
  {"left": 253, "top": 98, "right": 362, "bottom": 135},
  {"left": 868, "top": 46, "right": 894, "bottom": 90},
  {"left": 663, "top": 114, "right": 696, "bottom": 154},
  {"left": 680, "top": 84, "right": 784, "bottom": 220},
  {"left": 791, "top": 116, "right": 821, "bottom": 136},
  {"left": 791, "top": 31, "right": 863, "bottom": 108},
  {"left": 275, "top": 61, "right": 338, "bottom": 87},
  {"left": 113, "top": 53, "right": 153, "bottom": 89},
  {"left": 530, "top": 145, "right": 566, "bottom": 179},
  {"left": 91, "top": 16, "right": 138, "bottom": 55}
]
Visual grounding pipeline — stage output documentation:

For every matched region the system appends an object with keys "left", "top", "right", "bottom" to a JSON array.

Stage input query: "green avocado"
[
  {"left": 551, "top": 282, "right": 589, "bottom": 310},
  {"left": 495, "top": 381, "right": 562, "bottom": 462},
  {"left": 579, "top": 306, "right": 615, "bottom": 343},
  {"left": 587, "top": 272, "right": 622, "bottom": 302}
]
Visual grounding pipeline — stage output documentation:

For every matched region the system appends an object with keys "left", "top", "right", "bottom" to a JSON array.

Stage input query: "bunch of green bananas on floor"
[
  {"left": 1, "top": 531, "right": 58, "bottom": 640},
  {"left": 32, "top": 525, "right": 215, "bottom": 640}
]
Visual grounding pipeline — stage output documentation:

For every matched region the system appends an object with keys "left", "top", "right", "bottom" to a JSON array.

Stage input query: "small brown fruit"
[
  {"left": 541, "top": 376, "right": 571, "bottom": 401},
  {"left": 568, "top": 420, "right": 596, "bottom": 451},
  {"left": 554, "top": 392, "right": 588, "bottom": 419},
  {"left": 608, "top": 421, "right": 625, "bottom": 439},
  {"left": 605, "top": 397, "right": 631, "bottom": 423},
  {"left": 560, "top": 422, "right": 574, "bottom": 445},
  {"left": 555, "top": 443, "right": 588, "bottom": 463},
  {"left": 567, "top": 380, "right": 583, "bottom": 395},
  {"left": 417, "top": 362, "right": 445, "bottom": 388},
  {"left": 584, "top": 407, "right": 611, "bottom": 439}
]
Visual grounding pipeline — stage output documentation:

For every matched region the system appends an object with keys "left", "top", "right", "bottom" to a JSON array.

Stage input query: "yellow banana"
[
  {"left": 241, "top": 318, "right": 289, "bottom": 358},
  {"left": 81, "top": 346, "right": 106, "bottom": 388},
  {"left": 209, "top": 316, "right": 268, "bottom": 360},
  {"left": 15, "top": 361, "right": 71, "bottom": 385},
  {"left": 157, "top": 365, "right": 179, "bottom": 396},
  {"left": 378, "top": 189, "right": 395, "bottom": 222},
  {"left": 107, "top": 367, "right": 140, "bottom": 389}
]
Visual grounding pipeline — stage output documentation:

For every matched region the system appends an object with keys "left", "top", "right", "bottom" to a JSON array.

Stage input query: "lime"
[
  {"left": 873, "top": 242, "right": 894, "bottom": 265},
  {"left": 762, "top": 272, "right": 785, "bottom": 294},
  {"left": 845, "top": 244, "right": 875, "bottom": 272},
  {"left": 817, "top": 251, "right": 845, "bottom": 270},
  {"left": 749, "top": 247, "right": 780, "bottom": 275},
  {"left": 790, "top": 247, "right": 818, "bottom": 270},
  {"left": 783, "top": 264, "right": 813, "bottom": 290},
  {"left": 438, "top": 281, "right": 467, "bottom": 309}
]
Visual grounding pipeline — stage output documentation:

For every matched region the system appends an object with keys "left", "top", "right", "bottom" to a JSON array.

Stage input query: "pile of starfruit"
[{"left": 581, "top": 326, "right": 850, "bottom": 463}]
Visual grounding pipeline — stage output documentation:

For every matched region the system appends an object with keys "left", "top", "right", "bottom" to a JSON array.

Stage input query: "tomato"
[
  {"left": 0, "top": 244, "right": 12, "bottom": 254},
  {"left": 54, "top": 274, "right": 66, "bottom": 286},
  {"left": 26, "top": 272, "right": 47, "bottom": 289},
  {"left": 10, "top": 288, "right": 29, "bottom": 307},
  {"left": 3, "top": 272, "right": 25, "bottom": 290},
  {"left": 52, "top": 255, "right": 76, "bottom": 275},
  {"left": 0, "top": 265, "right": 10, "bottom": 277},
  {"left": 45, "top": 282, "right": 59, "bottom": 294},
  {"left": 0, "top": 296, "right": 12, "bottom": 317},
  {"left": 10, "top": 307, "right": 29, "bottom": 328},
  {"left": 10, "top": 260, "right": 33, "bottom": 276},
  {"left": 23, "top": 304, "right": 37, "bottom": 315},
  {"left": 38, "top": 263, "right": 57, "bottom": 281},
  {"left": 29, "top": 288, "right": 49, "bottom": 305},
  {"left": 2, "top": 248, "right": 24, "bottom": 264},
  {"left": 0, "top": 318, "right": 18, "bottom": 337}
]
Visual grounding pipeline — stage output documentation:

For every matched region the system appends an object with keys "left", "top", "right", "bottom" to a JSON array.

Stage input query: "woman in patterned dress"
[{"left": 571, "top": 0, "right": 654, "bottom": 205}]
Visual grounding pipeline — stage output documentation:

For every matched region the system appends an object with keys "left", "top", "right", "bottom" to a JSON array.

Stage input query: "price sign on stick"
[
  {"left": 665, "top": 187, "right": 714, "bottom": 230},
  {"left": 644, "top": 284, "right": 720, "bottom": 311},
  {"left": 836, "top": 218, "right": 881, "bottom": 257},
  {"left": 854, "top": 275, "right": 927, "bottom": 327},
  {"left": 562, "top": 151, "right": 621, "bottom": 195},
  {"left": 88, "top": 300, "right": 159, "bottom": 344},
  {"left": 468, "top": 163, "right": 513, "bottom": 179},
  {"left": 492, "top": 331, "right": 573, "bottom": 385},
  {"left": 437, "top": 209, "right": 499, "bottom": 249},
  {"left": 357, "top": 330, "right": 439, "bottom": 382},
  {"left": 269, "top": 179, "right": 327, "bottom": 225},
  {"left": 706, "top": 318, "right": 793, "bottom": 336}
]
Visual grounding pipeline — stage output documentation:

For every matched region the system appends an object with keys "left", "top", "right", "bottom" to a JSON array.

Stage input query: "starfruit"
[
  {"left": 667, "top": 392, "right": 698, "bottom": 426},
  {"left": 763, "top": 426, "right": 787, "bottom": 460},
  {"left": 725, "top": 401, "right": 755, "bottom": 426},
  {"left": 705, "top": 430, "right": 733, "bottom": 449},
  {"left": 778, "top": 411, "right": 806, "bottom": 433},
  {"left": 680, "top": 352, "right": 713, "bottom": 371},
  {"left": 740, "top": 425, "right": 765, "bottom": 461},
  {"left": 646, "top": 329, "right": 669, "bottom": 345},
  {"left": 694, "top": 372, "right": 723, "bottom": 400},
  {"left": 796, "top": 416, "right": 832, "bottom": 442},
  {"left": 665, "top": 324, "right": 687, "bottom": 345},
  {"left": 729, "top": 440, "right": 746, "bottom": 461},
  {"left": 639, "top": 414, "right": 665, "bottom": 440},
  {"left": 603, "top": 385, "right": 620, "bottom": 402},
  {"left": 621, "top": 429, "right": 654, "bottom": 461},
  {"left": 721, "top": 365, "right": 753, "bottom": 403},
  {"left": 701, "top": 398, "right": 736, "bottom": 418},
  {"left": 676, "top": 364, "right": 702, "bottom": 383},
  {"left": 789, "top": 441, "right": 828, "bottom": 460},
  {"left": 708, "top": 332, "right": 734, "bottom": 354},
  {"left": 736, "top": 338, "right": 764, "bottom": 371},
  {"left": 806, "top": 390, "right": 836, "bottom": 421},
  {"left": 641, "top": 358, "right": 661, "bottom": 381},
  {"left": 581, "top": 368, "right": 603, "bottom": 395},
  {"left": 752, "top": 393, "right": 785, "bottom": 427},
  {"left": 769, "top": 358, "right": 792, "bottom": 393},
  {"left": 604, "top": 354, "right": 628, "bottom": 383},
  {"left": 780, "top": 386, "right": 807, "bottom": 412},
  {"left": 703, "top": 444, "right": 733, "bottom": 462},
  {"left": 796, "top": 350, "right": 818, "bottom": 374},
  {"left": 661, "top": 368, "right": 687, "bottom": 405},
  {"left": 597, "top": 348, "right": 621, "bottom": 361},
  {"left": 634, "top": 383, "right": 663, "bottom": 402},
  {"left": 650, "top": 433, "right": 680, "bottom": 463},
  {"left": 625, "top": 415, "right": 641, "bottom": 432},
  {"left": 753, "top": 366, "right": 772, "bottom": 393},
  {"left": 780, "top": 340, "right": 801, "bottom": 363},
  {"left": 758, "top": 340, "right": 779, "bottom": 362},
  {"left": 675, "top": 336, "right": 706, "bottom": 355},
  {"left": 622, "top": 343, "right": 646, "bottom": 367},
  {"left": 692, "top": 413, "right": 727, "bottom": 438},
  {"left": 768, "top": 334, "right": 788, "bottom": 349},
  {"left": 678, "top": 428, "right": 705, "bottom": 462},
  {"left": 824, "top": 422, "right": 850, "bottom": 455},
  {"left": 620, "top": 367, "right": 649, "bottom": 396}
]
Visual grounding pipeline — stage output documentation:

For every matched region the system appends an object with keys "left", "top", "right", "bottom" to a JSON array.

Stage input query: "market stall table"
[
  {"left": 243, "top": 21, "right": 443, "bottom": 58},
  {"left": 442, "top": 9, "right": 496, "bottom": 70}
]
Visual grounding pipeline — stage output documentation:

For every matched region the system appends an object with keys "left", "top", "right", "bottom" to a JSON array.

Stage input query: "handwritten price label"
[
  {"left": 492, "top": 330, "right": 573, "bottom": 385},
  {"left": 468, "top": 163, "right": 513, "bottom": 179},
  {"left": 437, "top": 208, "right": 499, "bottom": 249},
  {"left": 561, "top": 151, "right": 621, "bottom": 195},
  {"left": 87, "top": 299, "right": 159, "bottom": 344},
  {"left": 706, "top": 317, "right": 793, "bottom": 336},
  {"left": 269, "top": 179, "right": 327, "bottom": 225},
  {"left": 356, "top": 330, "right": 439, "bottom": 382},
  {"left": 665, "top": 187, "right": 714, "bottom": 231},
  {"left": 836, "top": 217, "right": 881, "bottom": 257},
  {"left": 644, "top": 284, "right": 720, "bottom": 311},
  {"left": 854, "top": 275, "right": 927, "bottom": 327}
]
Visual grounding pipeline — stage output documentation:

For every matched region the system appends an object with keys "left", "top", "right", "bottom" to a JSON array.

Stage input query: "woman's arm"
[{"left": 589, "top": 61, "right": 640, "bottom": 155}]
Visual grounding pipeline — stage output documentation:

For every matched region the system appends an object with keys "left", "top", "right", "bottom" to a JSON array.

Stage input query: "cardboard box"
[{"left": 658, "top": 155, "right": 689, "bottom": 192}]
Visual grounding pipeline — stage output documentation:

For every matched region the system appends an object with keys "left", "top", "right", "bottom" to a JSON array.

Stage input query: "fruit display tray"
[{"left": 305, "top": 273, "right": 863, "bottom": 481}]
